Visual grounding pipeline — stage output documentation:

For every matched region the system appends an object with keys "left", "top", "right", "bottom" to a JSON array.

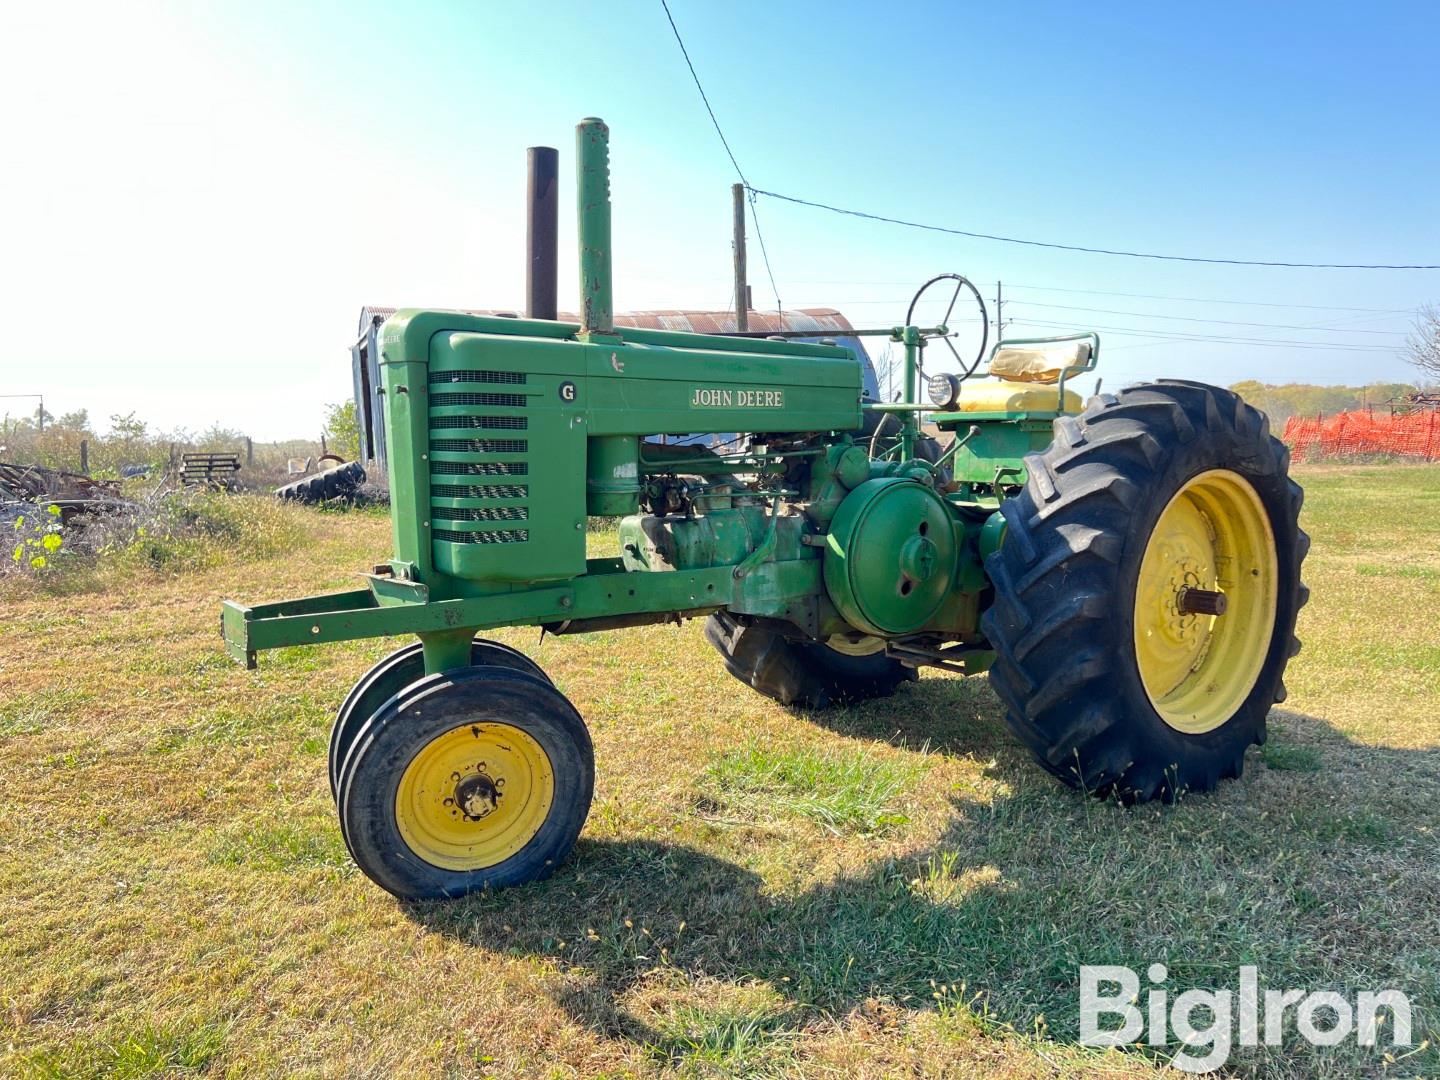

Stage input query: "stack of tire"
[{"left": 275, "top": 459, "right": 366, "bottom": 504}]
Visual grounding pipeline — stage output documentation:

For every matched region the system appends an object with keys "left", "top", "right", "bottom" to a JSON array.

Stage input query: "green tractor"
[{"left": 223, "top": 119, "right": 1308, "bottom": 899}]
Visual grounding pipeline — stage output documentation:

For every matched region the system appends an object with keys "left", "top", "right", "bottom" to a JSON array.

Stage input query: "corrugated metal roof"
[{"left": 610, "top": 309, "right": 855, "bottom": 336}]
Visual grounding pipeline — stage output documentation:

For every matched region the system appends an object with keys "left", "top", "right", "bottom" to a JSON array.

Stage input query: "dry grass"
[{"left": 0, "top": 465, "right": 1436, "bottom": 1077}]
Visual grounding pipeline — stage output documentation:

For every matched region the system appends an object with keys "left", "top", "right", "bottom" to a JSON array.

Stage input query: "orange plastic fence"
[{"left": 1283, "top": 410, "right": 1440, "bottom": 462}]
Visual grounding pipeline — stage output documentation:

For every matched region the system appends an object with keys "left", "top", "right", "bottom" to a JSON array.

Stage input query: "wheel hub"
[
  {"left": 452, "top": 769, "right": 502, "bottom": 821},
  {"left": 395, "top": 722, "right": 554, "bottom": 871},
  {"left": 1133, "top": 469, "right": 1278, "bottom": 735},
  {"left": 899, "top": 534, "right": 938, "bottom": 585},
  {"left": 1177, "top": 586, "right": 1227, "bottom": 616}
]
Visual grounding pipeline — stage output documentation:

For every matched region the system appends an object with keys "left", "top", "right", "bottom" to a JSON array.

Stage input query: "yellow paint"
[
  {"left": 954, "top": 379, "right": 1082, "bottom": 413},
  {"left": 395, "top": 723, "right": 553, "bottom": 871},
  {"left": 824, "top": 633, "right": 886, "bottom": 656},
  {"left": 1133, "top": 469, "right": 1278, "bottom": 734}
]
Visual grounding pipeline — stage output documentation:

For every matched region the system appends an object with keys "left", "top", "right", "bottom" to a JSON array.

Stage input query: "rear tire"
[
  {"left": 704, "top": 612, "right": 916, "bottom": 708},
  {"left": 981, "top": 381, "right": 1308, "bottom": 802}
]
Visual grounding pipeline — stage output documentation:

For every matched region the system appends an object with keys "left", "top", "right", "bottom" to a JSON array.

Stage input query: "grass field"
[{"left": 1, "top": 464, "right": 1437, "bottom": 1078}]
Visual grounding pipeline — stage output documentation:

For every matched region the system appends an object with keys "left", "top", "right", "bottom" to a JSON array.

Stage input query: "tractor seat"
[
  {"left": 945, "top": 340, "right": 1091, "bottom": 413},
  {"left": 987, "top": 341, "right": 1092, "bottom": 384}
]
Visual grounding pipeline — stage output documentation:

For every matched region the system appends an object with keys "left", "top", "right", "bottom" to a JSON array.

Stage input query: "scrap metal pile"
[{"left": 0, "top": 462, "right": 134, "bottom": 524}]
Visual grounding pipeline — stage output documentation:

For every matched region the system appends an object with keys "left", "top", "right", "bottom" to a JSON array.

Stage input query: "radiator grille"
[
  {"left": 431, "top": 438, "right": 528, "bottom": 454},
  {"left": 430, "top": 368, "right": 533, "bottom": 565},
  {"left": 430, "top": 391, "right": 528, "bottom": 408},
  {"left": 430, "top": 370, "right": 526, "bottom": 385},
  {"left": 431, "top": 483, "right": 528, "bottom": 500},
  {"left": 431, "top": 506, "right": 528, "bottom": 522},
  {"left": 434, "top": 528, "right": 529, "bottom": 545},
  {"left": 432, "top": 461, "right": 529, "bottom": 476},
  {"left": 431, "top": 415, "right": 528, "bottom": 431}
]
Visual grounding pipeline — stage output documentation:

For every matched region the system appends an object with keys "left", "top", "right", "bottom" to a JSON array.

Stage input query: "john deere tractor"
[{"left": 222, "top": 119, "right": 1308, "bottom": 899}]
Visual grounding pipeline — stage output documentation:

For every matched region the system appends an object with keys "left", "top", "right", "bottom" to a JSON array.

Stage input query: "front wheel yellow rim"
[
  {"left": 395, "top": 723, "right": 554, "bottom": 871},
  {"left": 1133, "top": 469, "right": 1278, "bottom": 735}
]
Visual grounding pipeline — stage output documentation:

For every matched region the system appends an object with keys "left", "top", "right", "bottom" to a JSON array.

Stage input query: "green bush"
[
  {"left": 1, "top": 491, "right": 306, "bottom": 593},
  {"left": 7, "top": 504, "right": 65, "bottom": 574}
]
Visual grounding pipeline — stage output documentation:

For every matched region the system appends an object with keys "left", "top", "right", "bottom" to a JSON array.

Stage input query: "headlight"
[{"left": 927, "top": 373, "right": 961, "bottom": 409}]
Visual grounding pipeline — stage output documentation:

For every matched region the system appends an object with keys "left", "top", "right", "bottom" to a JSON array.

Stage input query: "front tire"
[
  {"left": 982, "top": 381, "right": 1308, "bottom": 801},
  {"left": 328, "top": 637, "right": 549, "bottom": 800},
  {"left": 336, "top": 666, "right": 593, "bottom": 899}
]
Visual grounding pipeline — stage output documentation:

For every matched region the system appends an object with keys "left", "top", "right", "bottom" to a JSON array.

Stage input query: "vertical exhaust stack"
[
  {"left": 525, "top": 146, "right": 558, "bottom": 320},
  {"left": 575, "top": 117, "right": 615, "bottom": 340}
]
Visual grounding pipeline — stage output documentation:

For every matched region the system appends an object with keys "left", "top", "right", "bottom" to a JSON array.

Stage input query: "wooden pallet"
[{"left": 180, "top": 452, "right": 242, "bottom": 488}]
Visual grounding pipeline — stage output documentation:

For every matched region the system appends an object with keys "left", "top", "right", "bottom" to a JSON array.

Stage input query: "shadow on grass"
[{"left": 408, "top": 680, "right": 1440, "bottom": 1073}]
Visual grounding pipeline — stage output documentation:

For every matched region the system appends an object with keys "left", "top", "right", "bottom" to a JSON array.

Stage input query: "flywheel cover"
[{"left": 823, "top": 477, "right": 957, "bottom": 636}]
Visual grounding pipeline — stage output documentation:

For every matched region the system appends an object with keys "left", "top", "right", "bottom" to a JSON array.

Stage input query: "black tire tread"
[
  {"left": 328, "top": 638, "right": 550, "bottom": 800},
  {"left": 337, "top": 666, "right": 592, "bottom": 899},
  {"left": 704, "top": 612, "right": 916, "bottom": 708},
  {"left": 275, "top": 461, "right": 366, "bottom": 502},
  {"left": 981, "top": 380, "right": 1309, "bottom": 801}
]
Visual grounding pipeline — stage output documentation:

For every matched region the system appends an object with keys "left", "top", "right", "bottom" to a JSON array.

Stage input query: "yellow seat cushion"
[
  {"left": 988, "top": 341, "right": 1092, "bottom": 384},
  {"left": 954, "top": 379, "right": 1082, "bottom": 413}
]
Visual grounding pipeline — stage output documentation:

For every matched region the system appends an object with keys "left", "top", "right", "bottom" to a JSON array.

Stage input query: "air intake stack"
[{"left": 576, "top": 118, "right": 615, "bottom": 341}]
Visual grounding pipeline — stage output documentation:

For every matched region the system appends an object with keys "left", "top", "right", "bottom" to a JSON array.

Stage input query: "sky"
[{"left": 2, "top": 0, "right": 1437, "bottom": 440}]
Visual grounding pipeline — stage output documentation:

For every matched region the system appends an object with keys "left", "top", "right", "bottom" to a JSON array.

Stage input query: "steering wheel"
[{"left": 905, "top": 273, "right": 989, "bottom": 382}]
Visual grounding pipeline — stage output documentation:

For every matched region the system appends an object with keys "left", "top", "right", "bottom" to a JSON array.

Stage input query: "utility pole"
[
  {"left": 732, "top": 183, "right": 748, "bottom": 332},
  {"left": 994, "top": 281, "right": 1006, "bottom": 345}
]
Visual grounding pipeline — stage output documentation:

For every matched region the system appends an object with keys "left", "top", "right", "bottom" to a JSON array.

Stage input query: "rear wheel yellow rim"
[
  {"left": 1134, "top": 469, "right": 1278, "bottom": 734},
  {"left": 824, "top": 632, "right": 886, "bottom": 657},
  {"left": 395, "top": 723, "right": 554, "bottom": 871}
]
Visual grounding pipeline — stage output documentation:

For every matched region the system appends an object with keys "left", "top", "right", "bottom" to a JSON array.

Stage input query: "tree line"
[
  {"left": 1226, "top": 381, "right": 1422, "bottom": 425},
  {"left": 0, "top": 402, "right": 360, "bottom": 478}
]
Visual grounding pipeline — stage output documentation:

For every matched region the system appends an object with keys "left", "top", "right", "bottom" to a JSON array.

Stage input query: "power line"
[
  {"left": 1021, "top": 318, "right": 1394, "bottom": 350},
  {"left": 783, "top": 294, "right": 1403, "bottom": 336},
  {"left": 1006, "top": 299, "right": 1407, "bottom": 334},
  {"left": 747, "top": 187, "right": 1440, "bottom": 271},
  {"left": 747, "top": 191, "right": 783, "bottom": 317},
  {"left": 1017, "top": 317, "right": 1397, "bottom": 351},
  {"left": 1104, "top": 336, "right": 1402, "bottom": 355},
  {"left": 767, "top": 279, "right": 1417, "bottom": 309},
  {"left": 1025, "top": 292, "right": 1415, "bottom": 354},
  {"left": 998, "top": 283, "right": 1419, "bottom": 312},
  {"left": 1096, "top": 298, "right": 1411, "bottom": 355},
  {"left": 658, "top": 0, "right": 746, "bottom": 185},
  {"left": 772, "top": 295, "right": 1400, "bottom": 347},
  {"left": 657, "top": 0, "right": 782, "bottom": 313}
]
